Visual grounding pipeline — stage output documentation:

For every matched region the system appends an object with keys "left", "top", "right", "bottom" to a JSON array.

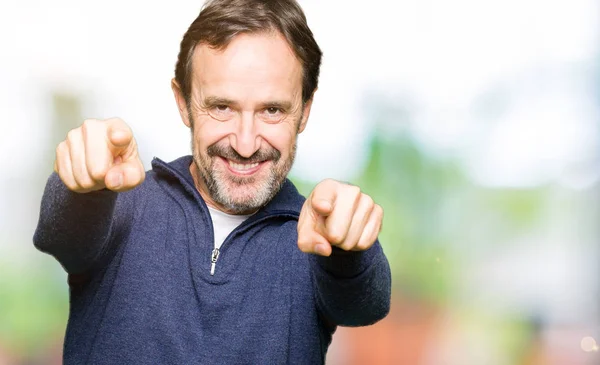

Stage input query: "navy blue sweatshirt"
[{"left": 33, "top": 156, "right": 391, "bottom": 364}]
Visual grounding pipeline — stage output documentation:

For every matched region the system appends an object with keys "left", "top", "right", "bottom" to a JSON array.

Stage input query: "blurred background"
[{"left": 0, "top": 0, "right": 599, "bottom": 364}]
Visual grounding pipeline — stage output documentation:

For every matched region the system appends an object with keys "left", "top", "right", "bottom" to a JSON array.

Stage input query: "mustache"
[{"left": 206, "top": 144, "right": 281, "bottom": 164}]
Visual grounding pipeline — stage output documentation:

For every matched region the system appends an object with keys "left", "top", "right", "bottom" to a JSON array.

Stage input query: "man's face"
[{"left": 173, "top": 32, "right": 313, "bottom": 214}]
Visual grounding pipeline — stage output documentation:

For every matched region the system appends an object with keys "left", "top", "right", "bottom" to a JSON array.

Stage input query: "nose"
[{"left": 229, "top": 111, "right": 261, "bottom": 158}]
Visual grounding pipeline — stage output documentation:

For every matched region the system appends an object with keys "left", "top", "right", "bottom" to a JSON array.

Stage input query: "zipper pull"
[{"left": 210, "top": 247, "right": 220, "bottom": 276}]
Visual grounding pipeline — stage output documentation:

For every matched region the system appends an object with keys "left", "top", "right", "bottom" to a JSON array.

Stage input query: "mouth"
[{"left": 220, "top": 157, "right": 266, "bottom": 176}]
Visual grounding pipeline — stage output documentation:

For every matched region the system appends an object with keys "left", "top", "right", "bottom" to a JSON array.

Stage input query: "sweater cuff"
[{"left": 312, "top": 241, "right": 382, "bottom": 279}]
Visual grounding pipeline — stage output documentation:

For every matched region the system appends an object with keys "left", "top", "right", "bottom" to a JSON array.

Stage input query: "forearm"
[
  {"left": 310, "top": 240, "right": 391, "bottom": 327},
  {"left": 33, "top": 173, "right": 120, "bottom": 274}
]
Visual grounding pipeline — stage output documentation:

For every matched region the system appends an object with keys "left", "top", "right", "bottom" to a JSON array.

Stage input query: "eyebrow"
[
  {"left": 258, "top": 100, "right": 293, "bottom": 111},
  {"left": 201, "top": 96, "right": 293, "bottom": 111},
  {"left": 201, "top": 96, "right": 238, "bottom": 108}
]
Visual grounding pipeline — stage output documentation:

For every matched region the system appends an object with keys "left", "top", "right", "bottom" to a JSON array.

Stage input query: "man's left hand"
[{"left": 297, "top": 179, "right": 383, "bottom": 256}]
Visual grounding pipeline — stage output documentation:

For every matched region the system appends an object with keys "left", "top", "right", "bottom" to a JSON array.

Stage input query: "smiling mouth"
[{"left": 220, "top": 157, "right": 265, "bottom": 175}]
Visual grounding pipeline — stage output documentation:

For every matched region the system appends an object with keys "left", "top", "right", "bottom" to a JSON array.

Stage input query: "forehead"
[{"left": 191, "top": 32, "right": 303, "bottom": 102}]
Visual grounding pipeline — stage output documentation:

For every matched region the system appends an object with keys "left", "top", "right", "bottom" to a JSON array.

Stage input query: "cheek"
[
  {"left": 193, "top": 118, "right": 232, "bottom": 150},
  {"left": 260, "top": 124, "right": 297, "bottom": 155}
]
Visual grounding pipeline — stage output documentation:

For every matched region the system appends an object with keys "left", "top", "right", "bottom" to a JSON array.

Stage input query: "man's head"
[{"left": 171, "top": 0, "right": 322, "bottom": 215}]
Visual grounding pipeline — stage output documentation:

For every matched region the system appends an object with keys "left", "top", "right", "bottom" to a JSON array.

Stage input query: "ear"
[
  {"left": 298, "top": 89, "right": 317, "bottom": 134},
  {"left": 171, "top": 78, "right": 192, "bottom": 128}
]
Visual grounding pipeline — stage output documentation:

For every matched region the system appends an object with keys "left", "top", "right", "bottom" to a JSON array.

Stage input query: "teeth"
[{"left": 228, "top": 160, "right": 259, "bottom": 171}]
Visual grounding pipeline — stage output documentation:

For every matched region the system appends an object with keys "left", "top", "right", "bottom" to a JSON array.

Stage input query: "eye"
[
  {"left": 208, "top": 104, "right": 234, "bottom": 121},
  {"left": 259, "top": 107, "right": 285, "bottom": 123}
]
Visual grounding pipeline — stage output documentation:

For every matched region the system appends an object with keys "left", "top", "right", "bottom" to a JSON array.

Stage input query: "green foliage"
[
  {"left": 0, "top": 255, "right": 68, "bottom": 355},
  {"left": 355, "top": 134, "right": 465, "bottom": 302},
  {"left": 292, "top": 130, "right": 548, "bottom": 304}
]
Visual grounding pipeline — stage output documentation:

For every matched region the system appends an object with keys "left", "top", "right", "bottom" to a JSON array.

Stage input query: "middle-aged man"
[{"left": 34, "top": 0, "right": 391, "bottom": 364}]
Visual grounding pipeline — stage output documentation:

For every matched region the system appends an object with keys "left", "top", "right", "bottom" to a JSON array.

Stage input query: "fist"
[
  {"left": 54, "top": 118, "right": 145, "bottom": 193},
  {"left": 297, "top": 179, "right": 383, "bottom": 256}
]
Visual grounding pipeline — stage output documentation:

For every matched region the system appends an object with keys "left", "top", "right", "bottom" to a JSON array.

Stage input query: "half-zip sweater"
[{"left": 33, "top": 155, "right": 392, "bottom": 364}]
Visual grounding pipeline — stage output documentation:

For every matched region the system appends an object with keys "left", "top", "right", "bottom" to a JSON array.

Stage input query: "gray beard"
[{"left": 191, "top": 139, "right": 296, "bottom": 215}]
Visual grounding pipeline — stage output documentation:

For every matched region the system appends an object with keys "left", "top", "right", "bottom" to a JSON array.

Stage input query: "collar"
[{"left": 151, "top": 155, "right": 305, "bottom": 216}]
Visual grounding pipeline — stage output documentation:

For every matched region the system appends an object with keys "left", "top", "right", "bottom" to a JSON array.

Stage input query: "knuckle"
[
  {"left": 78, "top": 179, "right": 96, "bottom": 190},
  {"left": 73, "top": 171, "right": 92, "bottom": 188},
  {"left": 89, "top": 169, "right": 105, "bottom": 181},
  {"left": 66, "top": 128, "right": 78, "bottom": 141},
  {"left": 89, "top": 165, "right": 108, "bottom": 181},
  {"left": 363, "top": 194, "right": 374, "bottom": 208},
  {"left": 319, "top": 178, "right": 337, "bottom": 188},
  {"left": 328, "top": 230, "right": 345, "bottom": 244},
  {"left": 349, "top": 185, "right": 361, "bottom": 195},
  {"left": 89, "top": 164, "right": 107, "bottom": 180},
  {"left": 338, "top": 240, "right": 354, "bottom": 251},
  {"left": 82, "top": 118, "right": 95, "bottom": 130},
  {"left": 347, "top": 185, "right": 361, "bottom": 200},
  {"left": 56, "top": 141, "right": 67, "bottom": 154},
  {"left": 357, "top": 240, "right": 372, "bottom": 251},
  {"left": 63, "top": 180, "right": 78, "bottom": 192}
]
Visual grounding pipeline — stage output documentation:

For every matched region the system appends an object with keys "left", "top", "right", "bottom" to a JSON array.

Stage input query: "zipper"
[
  {"left": 152, "top": 155, "right": 303, "bottom": 279},
  {"left": 206, "top": 210, "right": 300, "bottom": 276},
  {"left": 210, "top": 247, "right": 220, "bottom": 276}
]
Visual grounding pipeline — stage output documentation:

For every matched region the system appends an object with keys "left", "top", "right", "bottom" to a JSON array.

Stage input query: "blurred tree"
[{"left": 0, "top": 91, "right": 82, "bottom": 361}]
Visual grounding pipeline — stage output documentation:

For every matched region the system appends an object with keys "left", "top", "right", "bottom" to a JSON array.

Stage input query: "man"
[{"left": 34, "top": 0, "right": 391, "bottom": 363}]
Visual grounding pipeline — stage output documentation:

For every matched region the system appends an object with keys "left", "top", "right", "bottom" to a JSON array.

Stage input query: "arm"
[
  {"left": 298, "top": 179, "right": 391, "bottom": 326},
  {"left": 33, "top": 173, "right": 129, "bottom": 274},
  {"left": 310, "top": 242, "right": 391, "bottom": 326},
  {"left": 33, "top": 118, "right": 145, "bottom": 274}
]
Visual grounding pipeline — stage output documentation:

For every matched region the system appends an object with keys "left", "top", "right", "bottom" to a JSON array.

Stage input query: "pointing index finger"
[
  {"left": 83, "top": 118, "right": 134, "bottom": 182},
  {"left": 106, "top": 118, "right": 134, "bottom": 154},
  {"left": 310, "top": 179, "right": 338, "bottom": 217}
]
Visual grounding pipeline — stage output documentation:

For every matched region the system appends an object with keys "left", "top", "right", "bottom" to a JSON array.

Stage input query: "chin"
[{"left": 214, "top": 177, "right": 273, "bottom": 213}]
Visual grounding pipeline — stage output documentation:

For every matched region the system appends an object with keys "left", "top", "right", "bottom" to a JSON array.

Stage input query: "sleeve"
[
  {"left": 32, "top": 172, "right": 134, "bottom": 274},
  {"left": 310, "top": 240, "right": 392, "bottom": 327}
]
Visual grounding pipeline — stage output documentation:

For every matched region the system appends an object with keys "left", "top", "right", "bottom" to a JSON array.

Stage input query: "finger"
[
  {"left": 338, "top": 194, "right": 375, "bottom": 251},
  {"left": 297, "top": 199, "right": 331, "bottom": 256},
  {"left": 105, "top": 118, "right": 134, "bottom": 155},
  {"left": 324, "top": 184, "right": 361, "bottom": 245},
  {"left": 297, "top": 229, "right": 331, "bottom": 256},
  {"left": 82, "top": 119, "right": 114, "bottom": 182},
  {"left": 314, "top": 242, "right": 332, "bottom": 256},
  {"left": 356, "top": 204, "right": 384, "bottom": 251},
  {"left": 298, "top": 198, "right": 325, "bottom": 236},
  {"left": 66, "top": 128, "right": 95, "bottom": 190},
  {"left": 105, "top": 159, "right": 145, "bottom": 192},
  {"left": 297, "top": 200, "right": 319, "bottom": 244},
  {"left": 310, "top": 179, "right": 338, "bottom": 216},
  {"left": 55, "top": 141, "right": 77, "bottom": 190}
]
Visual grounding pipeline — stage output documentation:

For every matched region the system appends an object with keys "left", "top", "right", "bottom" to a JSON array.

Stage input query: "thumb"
[
  {"left": 297, "top": 229, "right": 332, "bottom": 257},
  {"left": 104, "top": 158, "right": 145, "bottom": 192}
]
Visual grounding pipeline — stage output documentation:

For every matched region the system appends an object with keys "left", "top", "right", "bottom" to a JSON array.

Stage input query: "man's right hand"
[{"left": 54, "top": 118, "right": 145, "bottom": 193}]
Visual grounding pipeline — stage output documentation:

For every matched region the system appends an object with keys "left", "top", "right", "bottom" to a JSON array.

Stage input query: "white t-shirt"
[{"left": 206, "top": 206, "right": 251, "bottom": 249}]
